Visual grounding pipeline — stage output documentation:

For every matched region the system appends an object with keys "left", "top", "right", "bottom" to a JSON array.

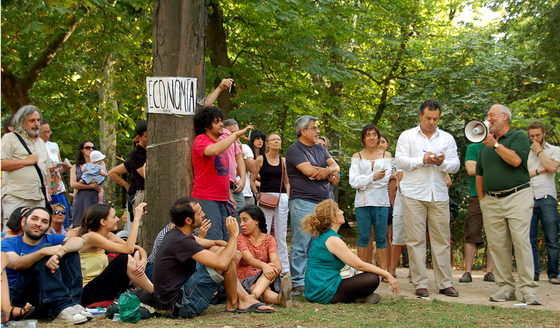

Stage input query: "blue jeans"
[
  {"left": 197, "top": 199, "right": 229, "bottom": 241},
  {"left": 289, "top": 198, "right": 317, "bottom": 288},
  {"left": 10, "top": 245, "right": 83, "bottom": 319},
  {"left": 51, "top": 193, "right": 70, "bottom": 229},
  {"left": 530, "top": 196, "right": 560, "bottom": 279},
  {"left": 175, "top": 265, "right": 225, "bottom": 318},
  {"left": 356, "top": 206, "right": 389, "bottom": 248}
]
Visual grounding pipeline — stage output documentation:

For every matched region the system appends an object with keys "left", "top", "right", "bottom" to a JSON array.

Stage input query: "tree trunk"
[
  {"left": 97, "top": 52, "right": 118, "bottom": 205},
  {"left": 142, "top": 0, "right": 207, "bottom": 251},
  {"left": 207, "top": 0, "right": 233, "bottom": 114}
]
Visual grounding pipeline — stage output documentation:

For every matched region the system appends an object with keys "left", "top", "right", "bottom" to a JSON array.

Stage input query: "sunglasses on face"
[
  {"left": 53, "top": 210, "right": 66, "bottom": 215},
  {"left": 83, "top": 146, "right": 96, "bottom": 150}
]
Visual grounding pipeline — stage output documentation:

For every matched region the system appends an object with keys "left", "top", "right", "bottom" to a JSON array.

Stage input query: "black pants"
[
  {"left": 329, "top": 272, "right": 380, "bottom": 303},
  {"left": 82, "top": 253, "right": 132, "bottom": 306}
]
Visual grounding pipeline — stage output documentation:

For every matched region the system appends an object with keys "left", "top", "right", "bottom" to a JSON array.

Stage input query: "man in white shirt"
[
  {"left": 395, "top": 99, "right": 460, "bottom": 298},
  {"left": 527, "top": 120, "right": 560, "bottom": 285}
]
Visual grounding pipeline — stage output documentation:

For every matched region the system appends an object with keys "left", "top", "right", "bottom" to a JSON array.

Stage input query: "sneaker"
[
  {"left": 489, "top": 289, "right": 516, "bottom": 302},
  {"left": 459, "top": 272, "right": 472, "bottom": 283},
  {"left": 357, "top": 293, "right": 382, "bottom": 304},
  {"left": 292, "top": 285, "right": 305, "bottom": 293},
  {"left": 54, "top": 306, "right": 88, "bottom": 325},
  {"left": 522, "top": 293, "right": 542, "bottom": 305},
  {"left": 483, "top": 272, "right": 495, "bottom": 282},
  {"left": 549, "top": 277, "right": 560, "bottom": 285},
  {"left": 73, "top": 304, "right": 93, "bottom": 321}
]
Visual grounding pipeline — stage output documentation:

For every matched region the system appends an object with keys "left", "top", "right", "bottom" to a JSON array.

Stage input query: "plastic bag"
[{"left": 118, "top": 293, "right": 141, "bottom": 323}]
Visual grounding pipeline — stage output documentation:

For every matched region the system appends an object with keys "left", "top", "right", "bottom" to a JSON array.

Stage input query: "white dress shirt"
[
  {"left": 395, "top": 125, "right": 460, "bottom": 202},
  {"left": 528, "top": 142, "right": 560, "bottom": 200}
]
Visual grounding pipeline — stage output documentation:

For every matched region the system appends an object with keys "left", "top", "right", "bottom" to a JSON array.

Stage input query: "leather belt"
[{"left": 486, "top": 183, "right": 530, "bottom": 198}]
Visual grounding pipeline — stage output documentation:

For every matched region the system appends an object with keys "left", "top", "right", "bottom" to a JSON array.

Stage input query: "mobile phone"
[{"left": 229, "top": 82, "right": 236, "bottom": 94}]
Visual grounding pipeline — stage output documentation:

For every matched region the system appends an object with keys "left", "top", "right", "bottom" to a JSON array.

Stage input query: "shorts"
[{"left": 465, "top": 196, "right": 484, "bottom": 245}]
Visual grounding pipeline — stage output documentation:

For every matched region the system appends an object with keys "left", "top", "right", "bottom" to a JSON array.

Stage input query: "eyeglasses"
[
  {"left": 267, "top": 138, "right": 281, "bottom": 142},
  {"left": 306, "top": 126, "right": 319, "bottom": 131},
  {"left": 53, "top": 210, "right": 66, "bottom": 215},
  {"left": 83, "top": 146, "right": 96, "bottom": 150},
  {"left": 40, "top": 130, "right": 52, "bottom": 135}
]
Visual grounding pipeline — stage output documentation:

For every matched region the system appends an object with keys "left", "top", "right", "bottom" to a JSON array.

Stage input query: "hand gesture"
[
  {"left": 531, "top": 140, "right": 542, "bottom": 153},
  {"left": 225, "top": 216, "right": 239, "bottom": 237},
  {"left": 199, "top": 219, "right": 211, "bottom": 239},
  {"left": 134, "top": 202, "right": 148, "bottom": 220},
  {"left": 236, "top": 125, "right": 254, "bottom": 138},
  {"left": 219, "top": 78, "right": 234, "bottom": 90},
  {"left": 373, "top": 169, "right": 387, "bottom": 181},
  {"left": 26, "top": 154, "right": 39, "bottom": 165}
]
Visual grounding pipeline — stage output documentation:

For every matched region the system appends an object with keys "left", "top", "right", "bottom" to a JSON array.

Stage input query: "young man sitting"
[
  {"left": 1, "top": 207, "right": 91, "bottom": 324},
  {"left": 153, "top": 197, "right": 275, "bottom": 317}
]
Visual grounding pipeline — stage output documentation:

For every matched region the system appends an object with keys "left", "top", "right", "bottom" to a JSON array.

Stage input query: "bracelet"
[
  {"left": 536, "top": 150, "right": 543, "bottom": 157},
  {"left": 536, "top": 169, "right": 539, "bottom": 176}
]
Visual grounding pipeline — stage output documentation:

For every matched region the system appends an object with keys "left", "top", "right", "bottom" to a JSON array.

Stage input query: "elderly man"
[
  {"left": 476, "top": 104, "right": 540, "bottom": 305},
  {"left": 1, "top": 105, "right": 51, "bottom": 229},
  {"left": 395, "top": 99, "right": 460, "bottom": 298},
  {"left": 286, "top": 115, "right": 340, "bottom": 292},
  {"left": 526, "top": 120, "right": 560, "bottom": 285}
]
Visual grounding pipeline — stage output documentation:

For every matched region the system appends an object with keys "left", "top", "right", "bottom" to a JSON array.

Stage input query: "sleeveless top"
[
  {"left": 80, "top": 250, "right": 109, "bottom": 286},
  {"left": 259, "top": 154, "right": 287, "bottom": 193}
]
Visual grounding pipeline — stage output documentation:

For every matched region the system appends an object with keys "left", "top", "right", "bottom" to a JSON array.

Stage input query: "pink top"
[
  {"left": 219, "top": 129, "right": 242, "bottom": 183},
  {"left": 236, "top": 233, "right": 278, "bottom": 280}
]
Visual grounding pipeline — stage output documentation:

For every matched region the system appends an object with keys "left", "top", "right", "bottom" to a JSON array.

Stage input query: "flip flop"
[
  {"left": 238, "top": 302, "right": 275, "bottom": 313},
  {"left": 225, "top": 308, "right": 238, "bottom": 313}
]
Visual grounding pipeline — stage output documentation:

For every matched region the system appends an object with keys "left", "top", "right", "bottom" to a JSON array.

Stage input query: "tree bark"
[
  {"left": 1, "top": 13, "right": 83, "bottom": 113},
  {"left": 207, "top": 0, "right": 234, "bottom": 114},
  {"left": 97, "top": 52, "right": 118, "bottom": 205},
  {"left": 142, "top": 0, "right": 207, "bottom": 251}
]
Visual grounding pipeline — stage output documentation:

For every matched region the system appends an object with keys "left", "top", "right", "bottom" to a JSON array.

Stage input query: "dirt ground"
[{"left": 380, "top": 267, "right": 560, "bottom": 312}]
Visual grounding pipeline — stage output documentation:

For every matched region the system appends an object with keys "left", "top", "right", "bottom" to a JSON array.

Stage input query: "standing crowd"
[{"left": 1, "top": 88, "right": 558, "bottom": 323}]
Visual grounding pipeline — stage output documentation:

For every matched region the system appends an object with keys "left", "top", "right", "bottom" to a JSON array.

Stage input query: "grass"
[{"left": 41, "top": 295, "right": 560, "bottom": 328}]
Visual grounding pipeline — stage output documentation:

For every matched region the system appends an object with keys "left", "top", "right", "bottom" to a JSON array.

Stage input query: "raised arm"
[
  {"left": 205, "top": 78, "right": 233, "bottom": 106},
  {"left": 204, "top": 125, "right": 254, "bottom": 157}
]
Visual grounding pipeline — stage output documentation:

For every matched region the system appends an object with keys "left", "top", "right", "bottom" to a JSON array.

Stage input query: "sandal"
[
  {"left": 381, "top": 277, "right": 389, "bottom": 283},
  {"left": 9, "top": 304, "right": 35, "bottom": 322}
]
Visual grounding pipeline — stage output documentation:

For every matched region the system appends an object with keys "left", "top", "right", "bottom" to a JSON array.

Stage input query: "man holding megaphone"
[{"left": 475, "top": 104, "right": 541, "bottom": 305}]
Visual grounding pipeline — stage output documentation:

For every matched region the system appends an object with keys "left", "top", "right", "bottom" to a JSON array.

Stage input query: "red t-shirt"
[
  {"left": 192, "top": 134, "right": 230, "bottom": 201},
  {"left": 236, "top": 233, "right": 278, "bottom": 280}
]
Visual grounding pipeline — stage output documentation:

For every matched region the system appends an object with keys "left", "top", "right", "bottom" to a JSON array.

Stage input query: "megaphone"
[{"left": 464, "top": 119, "right": 490, "bottom": 143}]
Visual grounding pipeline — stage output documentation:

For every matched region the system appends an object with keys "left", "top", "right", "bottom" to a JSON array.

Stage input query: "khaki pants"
[
  {"left": 2, "top": 194, "right": 44, "bottom": 231},
  {"left": 402, "top": 195, "right": 453, "bottom": 290},
  {"left": 480, "top": 187, "right": 539, "bottom": 295}
]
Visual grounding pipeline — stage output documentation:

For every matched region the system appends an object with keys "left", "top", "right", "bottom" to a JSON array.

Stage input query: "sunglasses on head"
[
  {"left": 53, "top": 210, "right": 66, "bottom": 215},
  {"left": 83, "top": 146, "right": 96, "bottom": 150}
]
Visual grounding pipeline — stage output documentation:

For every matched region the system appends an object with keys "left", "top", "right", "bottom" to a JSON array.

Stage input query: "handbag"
[
  {"left": 13, "top": 133, "right": 52, "bottom": 213},
  {"left": 257, "top": 156, "right": 284, "bottom": 210}
]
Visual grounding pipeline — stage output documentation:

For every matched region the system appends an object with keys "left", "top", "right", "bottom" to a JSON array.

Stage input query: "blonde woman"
[{"left": 302, "top": 199, "right": 398, "bottom": 304}]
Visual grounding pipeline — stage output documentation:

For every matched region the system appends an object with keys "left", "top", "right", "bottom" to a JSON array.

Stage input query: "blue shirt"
[{"left": 1, "top": 234, "right": 66, "bottom": 286}]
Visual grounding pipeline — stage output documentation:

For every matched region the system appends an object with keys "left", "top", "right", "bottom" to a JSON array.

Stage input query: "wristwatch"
[{"left": 494, "top": 142, "right": 500, "bottom": 150}]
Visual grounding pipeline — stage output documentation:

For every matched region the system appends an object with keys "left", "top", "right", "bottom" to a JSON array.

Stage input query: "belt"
[{"left": 486, "top": 183, "right": 530, "bottom": 198}]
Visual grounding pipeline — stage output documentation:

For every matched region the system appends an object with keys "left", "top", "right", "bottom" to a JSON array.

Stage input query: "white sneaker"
[
  {"left": 73, "top": 304, "right": 93, "bottom": 320},
  {"left": 54, "top": 306, "right": 88, "bottom": 325}
]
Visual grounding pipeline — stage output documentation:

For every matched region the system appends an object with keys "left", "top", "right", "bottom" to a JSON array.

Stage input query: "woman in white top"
[{"left": 349, "top": 125, "right": 392, "bottom": 275}]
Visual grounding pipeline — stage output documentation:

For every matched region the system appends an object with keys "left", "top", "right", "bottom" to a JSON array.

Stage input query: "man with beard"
[
  {"left": 526, "top": 120, "right": 560, "bottom": 285},
  {"left": 1, "top": 207, "right": 90, "bottom": 324},
  {"left": 1, "top": 105, "right": 51, "bottom": 229},
  {"left": 476, "top": 104, "right": 541, "bottom": 305}
]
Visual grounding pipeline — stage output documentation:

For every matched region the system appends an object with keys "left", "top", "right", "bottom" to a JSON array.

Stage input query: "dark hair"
[
  {"left": 193, "top": 106, "right": 225, "bottom": 135},
  {"left": 170, "top": 197, "right": 199, "bottom": 227},
  {"left": 249, "top": 130, "right": 267, "bottom": 157},
  {"left": 41, "top": 120, "right": 49, "bottom": 126},
  {"left": 419, "top": 99, "right": 441, "bottom": 115},
  {"left": 239, "top": 205, "right": 267, "bottom": 233},
  {"left": 135, "top": 120, "right": 147, "bottom": 137},
  {"left": 79, "top": 204, "right": 113, "bottom": 236},
  {"left": 75, "top": 140, "right": 96, "bottom": 165},
  {"left": 25, "top": 207, "right": 52, "bottom": 227},
  {"left": 379, "top": 134, "right": 388, "bottom": 144},
  {"left": 527, "top": 120, "right": 546, "bottom": 134},
  {"left": 2, "top": 115, "right": 14, "bottom": 134},
  {"left": 6, "top": 206, "right": 31, "bottom": 233},
  {"left": 361, "top": 124, "right": 381, "bottom": 148}
]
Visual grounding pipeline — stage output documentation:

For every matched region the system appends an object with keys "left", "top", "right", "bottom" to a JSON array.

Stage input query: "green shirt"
[
  {"left": 465, "top": 143, "right": 482, "bottom": 197},
  {"left": 476, "top": 129, "right": 530, "bottom": 192}
]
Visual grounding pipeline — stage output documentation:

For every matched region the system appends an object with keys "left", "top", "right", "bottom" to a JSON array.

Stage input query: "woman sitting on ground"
[
  {"left": 2, "top": 207, "right": 30, "bottom": 239},
  {"left": 67, "top": 203, "right": 153, "bottom": 306},
  {"left": 302, "top": 199, "right": 399, "bottom": 304},
  {"left": 236, "top": 205, "right": 292, "bottom": 307}
]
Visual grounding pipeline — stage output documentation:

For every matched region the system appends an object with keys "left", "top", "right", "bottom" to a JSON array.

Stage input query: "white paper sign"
[{"left": 146, "top": 77, "right": 197, "bottom": 115}]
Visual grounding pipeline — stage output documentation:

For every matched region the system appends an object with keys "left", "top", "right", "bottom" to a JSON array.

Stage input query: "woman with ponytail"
[{"left": 302, "top": 199, "right": 399, "bottom": 304}]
